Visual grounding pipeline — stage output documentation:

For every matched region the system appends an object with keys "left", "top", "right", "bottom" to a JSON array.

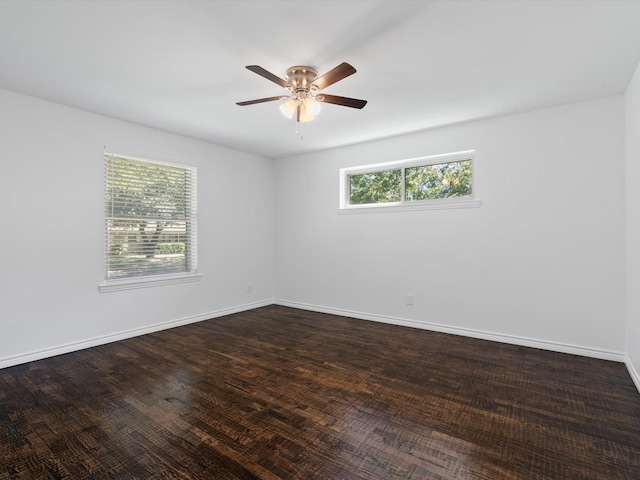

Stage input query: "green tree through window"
[
  {"left": 405, "top": 160, "right": 472, "bottom": 201},
  {"left": 349, "top": 169, "right": 401, "bottom": 204}
]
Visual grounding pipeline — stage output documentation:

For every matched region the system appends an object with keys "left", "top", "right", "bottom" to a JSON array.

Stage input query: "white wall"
[
  {"left": 274, "top": 96, "right": 626, "bottom": 359},
  {"left": 0, "top": 89, "right": 274, "bottom": 368},
  {"left": 0, "top": 88, "right": 631, "bottom": 371},
  {"left": 626, "top": 61, "right": 640, "bottom": 389}
]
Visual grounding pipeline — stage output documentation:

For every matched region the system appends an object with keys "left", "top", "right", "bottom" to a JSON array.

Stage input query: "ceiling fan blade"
[
  {"left": 311, "top": 63, "right": 357, "bottom": 91},
  {"left": 318, "top": 94, "right": 367, "bottom": 109},
  {"left": 246, "top": 65, "right": 291, "bottom": 89},
  {"left": 236, "top": 96, "right": 285, "bottom": 106}
]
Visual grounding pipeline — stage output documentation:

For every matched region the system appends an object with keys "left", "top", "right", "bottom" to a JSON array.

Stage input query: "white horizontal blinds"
[{"left": 105, "top": 154, "right": 197, "bottom": 280}]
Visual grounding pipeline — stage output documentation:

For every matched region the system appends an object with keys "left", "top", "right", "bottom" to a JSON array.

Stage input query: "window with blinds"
[{"left": 104, "top": 153, "right": 198, "bottom": 283}]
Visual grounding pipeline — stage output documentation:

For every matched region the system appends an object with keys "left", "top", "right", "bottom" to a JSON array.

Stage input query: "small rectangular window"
[
  {"left": 103, "top": 153, "right": 198, "bottom": 286},
  {"left": 340, "top": 150, "right": 478, "bottom": 211}
]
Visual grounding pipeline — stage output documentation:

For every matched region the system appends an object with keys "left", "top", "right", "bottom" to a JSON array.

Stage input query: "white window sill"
[
  {"left": 99, "top": 272, "right": 202, "bottom": 292},
  {"left": 338, "top": 198, "right": 481, "bottom": 214}
]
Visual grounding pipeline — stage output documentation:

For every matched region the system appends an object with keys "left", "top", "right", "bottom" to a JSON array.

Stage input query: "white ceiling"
[{"left": 1, "top": 0, "right": 639, "bottom": 159}]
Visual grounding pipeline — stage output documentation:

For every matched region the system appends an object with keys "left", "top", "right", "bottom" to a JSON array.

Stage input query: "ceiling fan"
[{"left": 236, "top": 62, "right": 367, "bottom": 123}]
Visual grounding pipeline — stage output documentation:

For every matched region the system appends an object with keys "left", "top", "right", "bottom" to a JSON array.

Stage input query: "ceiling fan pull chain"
[{"left": 296, "top": 119, "right": 304, "bottom": 140}]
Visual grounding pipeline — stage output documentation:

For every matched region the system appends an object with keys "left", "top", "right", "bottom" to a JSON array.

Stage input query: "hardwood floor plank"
[{"left": 1, "top": 305, "right": 639, "bottom": 479}]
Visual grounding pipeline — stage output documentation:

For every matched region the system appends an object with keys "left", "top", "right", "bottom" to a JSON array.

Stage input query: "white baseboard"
[
  {"left": 626, "top": 358, "right": 640, "bottom": 395},
  {"left": 0, "top": 300, "right": 272, "bottom": 370},
  {"left": 2, "top": 298, "right": 631, "bottom": 379},
  {"left": 274, "top": 299, "right": 627, "bottom": 363}
]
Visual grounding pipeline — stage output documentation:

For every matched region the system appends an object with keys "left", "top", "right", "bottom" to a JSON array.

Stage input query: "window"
[
  {"left": 101, "top": 153, "right": 199, "bottom": 291},
  {"left": 340, "top": 150, "right": 479, "bottom": 211},
  {"left": 348, "top": 169, "right": 402, "bottom": 205}
]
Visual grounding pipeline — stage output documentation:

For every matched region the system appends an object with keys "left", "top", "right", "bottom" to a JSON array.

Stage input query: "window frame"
[
  {"left": 339, "top": 150, "right": 480, "bottom": 213},
  {"left": 99, "top": 151, "right": 201, "bottom": 293}
]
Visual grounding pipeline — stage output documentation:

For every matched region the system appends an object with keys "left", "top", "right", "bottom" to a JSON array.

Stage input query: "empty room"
[{"left": 1, "top": 1, "right": 640, "bottom": 478}]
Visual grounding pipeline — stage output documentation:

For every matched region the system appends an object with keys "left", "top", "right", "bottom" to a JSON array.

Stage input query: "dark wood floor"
[{"left": 1, "top": 305, "right": 639, "bottom": 479}]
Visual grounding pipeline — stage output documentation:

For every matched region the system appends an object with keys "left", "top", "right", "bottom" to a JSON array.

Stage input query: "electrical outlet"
[
  {"left": 406, "top": 294, "right": 413, "bottom": 305},
  {"left": 246, "top": 284, "right": 252, "bottom": 293}
]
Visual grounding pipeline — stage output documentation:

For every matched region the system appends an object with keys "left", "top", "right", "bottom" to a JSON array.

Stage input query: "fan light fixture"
[
  {"left": 279, "top": 99, "right": 296, "bottom": 118},
  {"left": 279, "top": 96, "right": 322, "bottom": 122},
  {"left": 305, "top": 97, "right": 322, "bottom": 116}
]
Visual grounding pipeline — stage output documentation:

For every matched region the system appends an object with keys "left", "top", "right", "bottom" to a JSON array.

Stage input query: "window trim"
[
  {"left": 99, "top": 271, "right": 202, "bottom": 293},
  {"left": 339, "top": 150, "right": 480, "bottom": 212},
  {"left": 99, "top": 151, "right": 200, "bottom": 293}
]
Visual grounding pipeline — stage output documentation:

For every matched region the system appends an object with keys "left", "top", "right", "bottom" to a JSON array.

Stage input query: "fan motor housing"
[{"left": 286, "top": 66, "right": 318, "bottom": 91}]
